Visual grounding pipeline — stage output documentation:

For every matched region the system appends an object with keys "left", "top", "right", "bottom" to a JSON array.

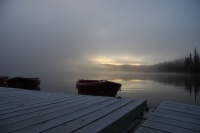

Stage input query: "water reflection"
[
  {"left": 120, "top": 73, "right": 200, "bottom": 102},
  {"left": 184, "top": 77, "right": 200, "bottom": 102},
  {"left": 106, "top": 73, "right": 200, "bottom": 106},
  {"left": 40, "top": 72, "right": 200, "bottom": 107}
]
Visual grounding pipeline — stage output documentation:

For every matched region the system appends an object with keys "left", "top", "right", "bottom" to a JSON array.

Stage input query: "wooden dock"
[
  {"left": 0, "top": 87, "right": 147, "bottom": 133},
  {"left": 135, "top": 101, "right": 200, "bottom": 133}
]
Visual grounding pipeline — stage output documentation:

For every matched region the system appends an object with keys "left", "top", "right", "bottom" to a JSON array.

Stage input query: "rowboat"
[
  {"left": 7, "top": 77, "right": 41, "bottom": 90},
  {"left": 76, "top": 79, "right": 121, "bottom": 97},
  {"left": 0, "top": 76, "right": 9, "bottom": 87}
]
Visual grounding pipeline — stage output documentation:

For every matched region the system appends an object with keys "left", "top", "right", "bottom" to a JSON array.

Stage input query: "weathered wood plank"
[
  {"left": 120, "top": 118, "right": 142, "bottom": 133},
  {"left": 0, "top": 89, "right": 39, "bottom": 96},
  {"left": 0, "top": 93, "right": 69, "bottom": 105},
  {"left": 74, "top": 99, "right": 146, "bottom": 133},
  {"left": 0, "top": 90, "right": 55, "bottom": 98},
  {"left": 135, "top": 101, "right": 200, "bottom": 133},
  {"left": 157, "top": 104, "right": 200, "bottom": 116},
  {"left": 0, "top": 88, "right": 16, "bottom": 92},
  {"left": 0, "top": 87, "right": 73, "bottom": 98},
  {"left": 0, "top": 94, "right": 76, "bottom": 110},
  {"left": 0, "top": 96, "right": 101, "bottom": 116},
  {"left": 0, "top": 90, "right": 72, "bottom": 99},
  {"left": 0, "top": 96, "right": 90, "bottom": 120},
  {"left": 0, "top": 95, "right": 79, "bottom": 112},
  {"left": 141, "top": 120, "right": 199, "bottom": 133},
  {"left": 0, "top": 87, "right": 13, "bottom": 90},
  {"left": 0, "top": 87, "right": 21, "bottom": 92},
  {"left": 0, "top": 91, "right": 97, "bottom": 104},
  {"left": 135, "top": 126, "right": 167, "bottom": 133},
  {"left": 0, "top": 87, "right": 147, "bottom": 133},
  {"left": 0, "top": 92, "right": 79, "bottom": 105},
  {"left": 43, "top": 99, "right": 133, "bottom": 133},
  {"left": 160, "top": 102, "right": 200, "bottom": 112},
  {"left": 147, "top": 115, "right": 200, "bottom": 132},
  {"left": 4, "top": 98, "right": 117, "bottom": 133},
  {"left": 162, "top": 101, "right": 200, "bottom": 110},
  {"left": 0, "top": 96, "right": 98, "bottom": 125},
  {"left": 155, "top": 108, "right": 200, "bottom": 120},
  {"left": 0, "top": 95, "right": 90, "bottom": 115},
  {"left": 0, "top": 95, "right": 101, "bottom": 118},
  {"left": 0, "top": 87, "right": 18, "bottom": 90},
  {"left": 151, "top": 111, "right": 200, "bottom": 125},
  {"left": 0, "top": 94, "right": 53, "bottom": 103}
]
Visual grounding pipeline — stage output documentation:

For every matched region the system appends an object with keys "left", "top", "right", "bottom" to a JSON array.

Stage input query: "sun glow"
[
  {"left": 90, "top": 56, "right": 144, "bottom": 66},
  {"left": 90, "top": 57, "right": 122, "bottom": 65},
  {"left": 130, "top": 79, "right": 142, "bottom": 82},
  {"left": 131, "top": 64, "right": 142, "bottom": 66}
]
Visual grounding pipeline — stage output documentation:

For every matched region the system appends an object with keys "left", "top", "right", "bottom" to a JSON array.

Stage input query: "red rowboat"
[
  {"left": 76, "top": 79, "right": 121, "bottom": 97},
  {"left": 7, "top": 77, "right": 41, "bottom": 90},
  {"left": 0, "top": 76, "right": 9, "bottom": 87}
]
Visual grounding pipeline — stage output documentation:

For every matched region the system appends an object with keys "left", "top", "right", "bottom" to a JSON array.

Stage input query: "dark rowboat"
[
  {"left": 7, "top": 77, "right": 41, "bottom": 90},
  {"left": 0, "top": 76, "right": 9, "bottom": 87},
  {"left": 76, "top": 79, "right": 121, "bottom": 97}
]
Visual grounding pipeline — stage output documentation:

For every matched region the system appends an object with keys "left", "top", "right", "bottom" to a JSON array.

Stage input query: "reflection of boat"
[
  {"left": 7, "top": 77, "right": 41, "bottom": 90},
  {"left": 76, "top": 79, "right": 121, "bottom": 97},
  {"left": 0, "top": 76, "right": 9, "bottom": 87}
]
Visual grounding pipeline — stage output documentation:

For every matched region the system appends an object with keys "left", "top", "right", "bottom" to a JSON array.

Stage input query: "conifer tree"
[{"left": 184, "top": 47, "right": 200, "bottom": 74}]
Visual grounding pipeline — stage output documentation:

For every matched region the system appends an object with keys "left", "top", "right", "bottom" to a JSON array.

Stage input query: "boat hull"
[
  {"left": 0, "top": 76, "right": 9, "bottom": 87},
  {"left": 7, "top": 77, "right": 40, "bottom": 90},
  {"left": 76, "top": 80, "right": 121, "bottom": 97}
]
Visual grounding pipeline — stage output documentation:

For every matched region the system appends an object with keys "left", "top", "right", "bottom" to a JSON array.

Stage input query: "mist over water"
[{"left": 39, "top": 71, "right": 200, "bottom": 108}]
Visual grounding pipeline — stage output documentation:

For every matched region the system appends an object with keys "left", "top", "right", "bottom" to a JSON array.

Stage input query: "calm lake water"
[{"left": 40, "top": 72, "right": 200, "bottom": 108}]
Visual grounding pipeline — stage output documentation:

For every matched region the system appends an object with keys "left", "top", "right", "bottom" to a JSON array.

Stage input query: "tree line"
[
  {"left": 104, "top": 48, "right": 200, "bottom": 74},
  {"left": 185, "top": 47, "right": 200, "bottom": 74},
  {"left": 150, "top": 47, "right": 200, "bottom": 74}
]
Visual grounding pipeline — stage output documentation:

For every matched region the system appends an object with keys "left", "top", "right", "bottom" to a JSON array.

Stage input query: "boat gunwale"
[{"left": 76, "top": 80, "right": 121, "bottom": 88}]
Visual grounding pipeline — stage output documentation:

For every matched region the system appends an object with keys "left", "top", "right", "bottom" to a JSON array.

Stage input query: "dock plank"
[
  {"left": 42, "top": 99, "right": 133, "bottom": 133},
  {"left": 157, "top": 104, "right": 200, "bottom": 116},
  {"left": 142, "top": 120, "right": 199, "bottom": 133},
  {"left": 159, "top": 102, "right": 200, "bottom": 112},
  {"left": 151, "top": 111, "right": 200, "bottom": 125},
  {"left": 0, "top": 96, "right": 104, "bottom": 119},
  {"left": 120, "top": 118, "right": 142, "bottom": 133},
  {"left": 162, "top": 101, "right": 200, "bottom": 110},
  {"left": 74, "top": 99, "right": 146, "bottom": 133},
  {"left": 0, "top": 94, "right": 74, "bottom": 106},
  {"left": 135, "top": 127, "right": 167, "bottom": 133},
  {"left": 135, "top": 101, "right": 200, "bottom": 133},
  {"left": 0, "top": 96, "right": 99, "bottom": 125},
  {"left": 8, "top": 98, "right": 118, "bottom": 133},
  {"left": 155, "top": 108, "right": 200, "bottom": 120},
  {"left": 148, "top": 116, "right": 200, "bottom": 132},
  {"left": 0, "top": 95, "right": 75, "bottom": 110},
  {"left": 0, "top": 95, "right": 92, "bottom": 115},
  {"left": 0, "top": 87, "right": 147, "bottom": 133}
]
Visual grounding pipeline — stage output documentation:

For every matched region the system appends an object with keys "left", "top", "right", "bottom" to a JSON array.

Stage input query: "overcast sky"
[{"left": 0, "top": 0, "right": 200, "bottom": 76}]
